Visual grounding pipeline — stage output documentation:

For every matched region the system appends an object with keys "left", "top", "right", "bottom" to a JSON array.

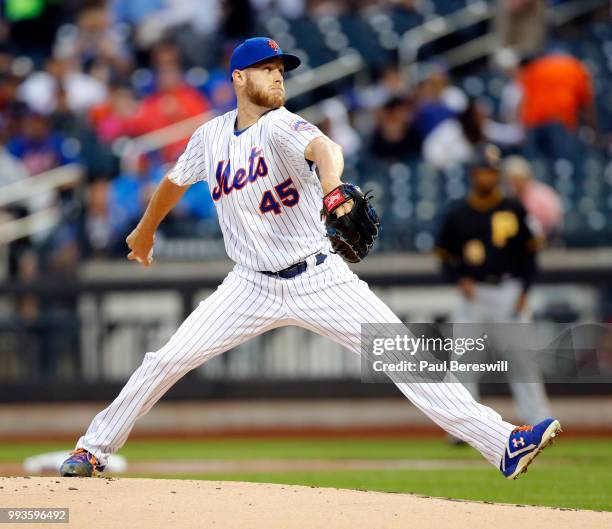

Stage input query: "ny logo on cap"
[{"left": 268, "top": 39, "right": 280, "bottom": 52}]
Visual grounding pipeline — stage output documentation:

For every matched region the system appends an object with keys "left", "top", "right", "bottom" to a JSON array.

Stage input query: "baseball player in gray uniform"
[
  {"left": 60, "top": 38, "right": 560, "bottom": 481},
  {"left": 435, "top": 146, "right": 551, "bottom": 426}
]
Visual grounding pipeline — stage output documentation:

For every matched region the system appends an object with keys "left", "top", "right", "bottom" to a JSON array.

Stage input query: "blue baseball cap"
[{"left": 229, "top": 37, "right": 301, "bottom": 76}]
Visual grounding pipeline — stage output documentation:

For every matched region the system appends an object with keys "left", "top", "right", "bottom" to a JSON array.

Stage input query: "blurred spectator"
[
  {"left": 457, "top": 98, "right": 523, "bottom": 158},
  {"left": 409, "top": 68, "right": 480, "bottom": 169},
  {"left": 503, "top": 155, "right": 562, "bottom": 237},
  {"left": 412, "top": 92, "right": 469, "bottom": 170},
  {"left": 485, "top": 48, "right": 525, "bottom": 148},
  {"left": 0, "top": 70, "right": 27, "bottom": 111},
  {"left": 318, "top": 99, "right": 362, "bottom": 160},
  {"left": 357, "top": 65, "right": 407, "bottom": 110},
  {"left": 458, "top": 99, "right": 486, "bottom": 149},
  {"left": 495, "top": 49, "right": 523, "bottom": 125},
  {"left": 7, "top": 112, "right": 78, "bottom": 176},
  {"left": 43, "top": 77, "right": 119, "bottom": 183},
  {"left": 123, "top": 57, "right": 210, "bottom": 162},
  {"left": 18, "top": 55, "right": 108, "bottom": 115},
  {"left": 202, "top": 42, "right": 237, "bottom": 113},
  {"left": 0, "top": 72, "right": 29, "bottom": 140},
  {"left": 419, "top": 61, "right": 468, "bottom": 114},
  {"left": 519, "top": 52, "right": 596, "bottom": 160},
  {"left": 370, "top": 97, "right": 420, "bottom": 161},
  {"left": 0, "top": 137, "right": 52, "bottom": 215},
  {"left": 495, "top": 0, "right": 547, "bottom": 57},
  {"left": 81, "top": 180, "right": 133, "bottom": 258},
  {"left": 89, "top": 79, "right": 138, "bottom": 143},
  {"left": 70, "top": 6, "right": 133, "bottom": 77}
]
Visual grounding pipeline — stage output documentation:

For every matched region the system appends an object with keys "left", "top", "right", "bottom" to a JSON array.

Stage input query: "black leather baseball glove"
[{"left": 321, "top": 183, "right": 380, "bottom": 263}]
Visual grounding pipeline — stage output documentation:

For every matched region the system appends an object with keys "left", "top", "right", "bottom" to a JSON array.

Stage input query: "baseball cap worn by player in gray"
[
  {"left": 229, "top": 37, "right": 301, "bottom": 76},
  {"left": 468, "top": 144, "right": 502, "bottom": 173}
]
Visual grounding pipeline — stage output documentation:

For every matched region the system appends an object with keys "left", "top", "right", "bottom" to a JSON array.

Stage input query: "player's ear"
[{"left": 232, "top": 69, "right": 246, "bottom": 87}]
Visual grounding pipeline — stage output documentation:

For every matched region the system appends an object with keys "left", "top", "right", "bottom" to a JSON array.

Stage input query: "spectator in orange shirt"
[{"left": 519, "top": 52, "right": 597, "bottom": 160}]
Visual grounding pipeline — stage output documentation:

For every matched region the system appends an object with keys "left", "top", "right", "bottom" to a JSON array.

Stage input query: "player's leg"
[
  {"left": 285, "top": 255, "right": 514, "bottom": 467},
  {"left": 494, "top": 281, "right": 552, "bottom": 424},
  {"left": 75, "top": 269, "right": 284, "bottom": 467},
  {"left": 454, "top": 282, "right": 550, "bottom": 423},
  {"left": 451, "top": 295, "right": 486, "bottom": 404}
]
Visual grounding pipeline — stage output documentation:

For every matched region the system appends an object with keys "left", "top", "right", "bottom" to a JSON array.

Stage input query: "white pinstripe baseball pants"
[{"left": 77, "top": 254, "right": 515, "bottom": 467}]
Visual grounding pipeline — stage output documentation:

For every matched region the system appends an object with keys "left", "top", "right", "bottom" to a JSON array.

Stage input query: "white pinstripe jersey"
[{"left": 167, "top": 106, "right": 330, "bottom": 271}]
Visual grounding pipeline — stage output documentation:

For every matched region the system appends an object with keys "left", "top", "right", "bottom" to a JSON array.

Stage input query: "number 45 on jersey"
[
  {"left": 212, "top": 147, "right": 300, "bottom": 215},
  {"left": 259, "top": 178, "right": 300, "bottom": 215}
]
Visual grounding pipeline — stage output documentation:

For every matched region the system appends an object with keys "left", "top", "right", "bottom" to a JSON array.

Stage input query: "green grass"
[
  {"left": 1, "top": 438, "right": 611, "bottom": 511},
  {"left": 1, "top": 438, "right": 610, "bottom": 462},
  {"left": 150, "top": 464, "right": 612, "bottom": 512}
]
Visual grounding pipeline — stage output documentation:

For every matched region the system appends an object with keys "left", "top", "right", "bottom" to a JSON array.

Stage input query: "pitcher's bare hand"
[{"left": 126, "top": 227, "right": 155, "bottom": 267}]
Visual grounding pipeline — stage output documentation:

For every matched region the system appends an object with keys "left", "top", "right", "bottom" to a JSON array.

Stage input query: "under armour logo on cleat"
[{"left": 512, "top": 437, "right": 525, "bottom": 448}]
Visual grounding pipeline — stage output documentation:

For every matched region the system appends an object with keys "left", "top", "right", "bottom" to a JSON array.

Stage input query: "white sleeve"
[
  {"left": 271, "top": 111, "right": 324, "bottom": 167},
  {"left": 167, "top": 124, "right": 208, "bottom": 185}
]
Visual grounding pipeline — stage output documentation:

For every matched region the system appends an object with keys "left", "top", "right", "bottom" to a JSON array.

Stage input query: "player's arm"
[
  {"left": 126, "top": 177, "right": 190, "bottom": 266},
  {"left": 126, "top": 124, "right": 207, "bottom": 266},
  {"left": 304, "top": 136, "right": 352, "bottom": 216},
  {"left": 304, "top": 136, "right": 343, "bottom": 194}
]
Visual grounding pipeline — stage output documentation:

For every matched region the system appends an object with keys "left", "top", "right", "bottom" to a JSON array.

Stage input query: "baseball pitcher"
[{"left": 60, "top": 38, "right": 560, "bottom": 481}]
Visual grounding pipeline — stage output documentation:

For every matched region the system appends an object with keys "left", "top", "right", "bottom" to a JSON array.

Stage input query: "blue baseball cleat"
[
  {"left": 500, "top": 417, "right": 562, "bottom": 480},
  {"left": 60, "top": 449, "right": 105, "bottom": 477}
]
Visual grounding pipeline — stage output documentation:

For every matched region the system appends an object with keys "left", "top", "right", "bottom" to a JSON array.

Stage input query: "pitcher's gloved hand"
[{"left": 320, "top": 183, "right": 380, "bottom": 263}]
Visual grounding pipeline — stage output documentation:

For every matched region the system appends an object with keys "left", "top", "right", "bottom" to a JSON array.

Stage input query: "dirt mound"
[{"left": 2, "top": 476, "right": 609, "bottom": 529}]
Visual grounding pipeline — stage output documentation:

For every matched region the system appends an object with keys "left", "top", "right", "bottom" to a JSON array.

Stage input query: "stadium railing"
[
  {"left": 438, "top": 0, "right": 610, "bottom": 69},
  {"left": 0, "top": 163, "right": 83, "bottom": 245}
]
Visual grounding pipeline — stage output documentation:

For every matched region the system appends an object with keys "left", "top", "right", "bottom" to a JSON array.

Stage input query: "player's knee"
[
  {"left": 144, "top": 346, "right": 204, "bottom": 371},
  {"left": 141, "top": 350, "right": 179, "bottom": 371}
]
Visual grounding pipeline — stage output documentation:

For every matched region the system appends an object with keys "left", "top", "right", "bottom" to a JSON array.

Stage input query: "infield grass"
[
  {"left": 1, "top": 437, "right": 609, "bottom": 462},
  {"left": 1, "top": 438, "right": 610, "bottom": 511}
]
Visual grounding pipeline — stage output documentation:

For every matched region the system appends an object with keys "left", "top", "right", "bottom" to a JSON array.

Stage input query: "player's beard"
[{"left": 245, "top": 78, "right": 285, "bottom": 109}]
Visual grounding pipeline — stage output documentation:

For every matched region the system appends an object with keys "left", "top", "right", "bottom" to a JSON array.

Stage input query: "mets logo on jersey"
[
  {"left": 290, "top": 119, "right": 316, "bottom": 132},
  {"left": 212, "top": 147, "right": 269, "bottom": 202},
  {"left": 268, "top": 39, "right": 280, "bottom": 52}
]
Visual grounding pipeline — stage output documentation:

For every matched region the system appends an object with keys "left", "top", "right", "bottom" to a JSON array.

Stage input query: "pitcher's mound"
[{"left": 3, "top": 476, "right": 609, "bottom": 529}]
